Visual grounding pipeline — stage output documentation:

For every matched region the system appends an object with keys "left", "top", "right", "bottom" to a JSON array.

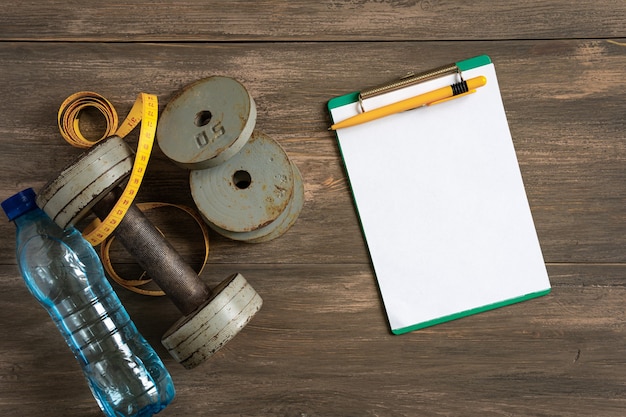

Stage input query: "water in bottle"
[{"left": 1, "top": 188, "right": 175, "bottom": 417}]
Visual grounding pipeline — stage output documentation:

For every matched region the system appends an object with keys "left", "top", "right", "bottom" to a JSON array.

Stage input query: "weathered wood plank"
[
  {"left": 0, "top": 1, "right": 624, "bottom": 415},
  {"left": 0, "top": 264, "right": 624, "bottom": 416},
  {"left": 0, "top": 40, "right": 624, "bottom": 265},
  {"left": 0, "top": 1, "right": 624, "bottom": 42}
]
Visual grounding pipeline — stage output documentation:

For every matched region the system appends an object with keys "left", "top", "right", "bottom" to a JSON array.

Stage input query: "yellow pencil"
[{"left": 330, "top": 75, "right": 487, "bottom": 130}]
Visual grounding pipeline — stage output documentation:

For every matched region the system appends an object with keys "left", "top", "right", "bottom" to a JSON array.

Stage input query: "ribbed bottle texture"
[{"left": 3, "top": 188, "right": 175, "bottom": 417}]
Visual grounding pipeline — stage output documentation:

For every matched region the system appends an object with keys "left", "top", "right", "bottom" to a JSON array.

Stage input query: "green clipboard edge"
[
  {"left": 391, "top": 289, "right": 552, "bottom": 335},
  {"left": 328, "top": 54, "right": 551, "bottom": 335}
]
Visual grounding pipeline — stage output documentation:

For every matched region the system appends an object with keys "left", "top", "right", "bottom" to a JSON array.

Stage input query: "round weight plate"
[
  {"left": 37, "top": 136, "right": 133, "bottom": 228},
  {"left": 190, "top": 130, "right": 295, "bottom": 234},
  {"left": 161, "top": 272, "right": 263, "bottom": 369},
  {"left": 209, "top": 161, "right": 304, "bottom": 243},
  {"left": 157, "top": 76, "right": 257, "bottom": 170},
  {"left": 246, "top": 162, "right": 304, "bottom": 243}
]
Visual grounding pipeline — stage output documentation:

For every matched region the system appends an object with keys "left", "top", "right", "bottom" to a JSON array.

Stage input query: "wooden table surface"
[{"left": 1, "top": 2, "right": 625, "bottom": 416}]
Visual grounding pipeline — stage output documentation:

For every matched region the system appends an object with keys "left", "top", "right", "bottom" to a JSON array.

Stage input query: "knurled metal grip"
[
  {"left": 37, "top": 135, "right": 263, "bottom": 369},
  {"left": 91, "top": 190, "right": 211, "bottom": 316}
]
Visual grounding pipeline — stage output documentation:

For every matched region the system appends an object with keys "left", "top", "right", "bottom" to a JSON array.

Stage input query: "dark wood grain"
[
  {"left": 0, "top": 2, "right": 625, "bottom": 416},
  {"left": 0, "top": 40, "right": 624, "bottom": 264},
  {"left": 0, "top": 1, "right": 624, "bottom": 41},
  {"left": 1, "top": 264, "right": 625, "bottom": 416}
]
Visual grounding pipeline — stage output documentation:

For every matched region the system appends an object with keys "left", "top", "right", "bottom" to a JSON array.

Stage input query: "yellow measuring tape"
[
  {"left": 58, "top": 91, "right": 158, "bottom": 246},
  {"left": 58, "top": 91, "right": 211, "bottom": 296},
  {"left": 58, "top": 92, "right": 119, "bottom": 148}
]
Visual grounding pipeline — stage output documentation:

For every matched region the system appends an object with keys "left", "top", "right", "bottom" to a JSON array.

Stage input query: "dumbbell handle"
[{"left": 92, "top": 190, "right": 212, "bottom": 316}]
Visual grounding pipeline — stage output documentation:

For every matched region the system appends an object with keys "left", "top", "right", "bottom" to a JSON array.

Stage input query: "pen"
[{"left": 329, "top": 75, "right": 487, "bottom": 130}]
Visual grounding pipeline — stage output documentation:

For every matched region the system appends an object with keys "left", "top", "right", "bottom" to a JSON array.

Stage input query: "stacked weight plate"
[
  {"left": 157, "top": 76, "right": 303, "bottom": 242},
  {"left": 37, "top": 136, "right": 134, "bottom": 229}
]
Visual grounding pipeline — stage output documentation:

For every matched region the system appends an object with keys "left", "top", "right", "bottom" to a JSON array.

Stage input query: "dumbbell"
[{"left": 37, "top": 136, "right": 262, "bottom": 369}]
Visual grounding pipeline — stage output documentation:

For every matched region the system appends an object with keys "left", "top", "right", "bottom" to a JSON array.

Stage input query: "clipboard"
[{"left": 328, "top": 55, "right": 551, "bottom": 334}]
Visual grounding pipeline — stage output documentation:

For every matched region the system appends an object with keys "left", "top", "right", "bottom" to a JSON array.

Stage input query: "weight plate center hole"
[
  {"left": 233, "top": 170, "right": 252, "bottom": 190},
  {"left": 195, "top": 110, "right": 213, "bottom": 127}
]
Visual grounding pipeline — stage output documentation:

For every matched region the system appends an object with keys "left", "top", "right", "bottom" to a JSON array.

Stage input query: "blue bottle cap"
[{"left": 1, "top": 188, "right": 38, "bottom": 221}]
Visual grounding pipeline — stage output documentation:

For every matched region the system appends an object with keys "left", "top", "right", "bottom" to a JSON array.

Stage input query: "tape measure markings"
[
  {"left": 84, "top": 93, "right": 157, "bottom": 246},
  {"left": 58, "top": 92, "right": 158, "bottom": 246},
  {"left": 55, "top": 91, "right": 213, "bottom": 297}
]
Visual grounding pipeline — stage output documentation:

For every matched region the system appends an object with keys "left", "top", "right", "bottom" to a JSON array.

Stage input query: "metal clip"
[{"left": 358, "top": 63, "right": 463, "bottom": 113}]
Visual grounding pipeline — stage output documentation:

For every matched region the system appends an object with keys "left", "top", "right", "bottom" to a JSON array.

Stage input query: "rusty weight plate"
[
  {"left": 37, "top": 136, "right": 133, "bottom": 228},
  {"left": 190, "top": 130, "right": 302, "bottom": 242},
  {"left": 161, "top": 272, "right": 263, "bottom": 369},
  {"left": 209, "top": 161, "right": 304, "bottom": 243},
  {"left": 157, "top": 76, "right": 257, "bottom": 170}
]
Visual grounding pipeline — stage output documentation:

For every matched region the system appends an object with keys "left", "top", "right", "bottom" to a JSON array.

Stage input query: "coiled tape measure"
[{"left": 56, "top": 91, "right": 209, "bottom": 296}]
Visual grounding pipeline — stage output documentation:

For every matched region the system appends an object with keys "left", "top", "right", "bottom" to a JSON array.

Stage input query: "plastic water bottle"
[{"left": 2, "top": 188, "right": 175, "bottom": 417}]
